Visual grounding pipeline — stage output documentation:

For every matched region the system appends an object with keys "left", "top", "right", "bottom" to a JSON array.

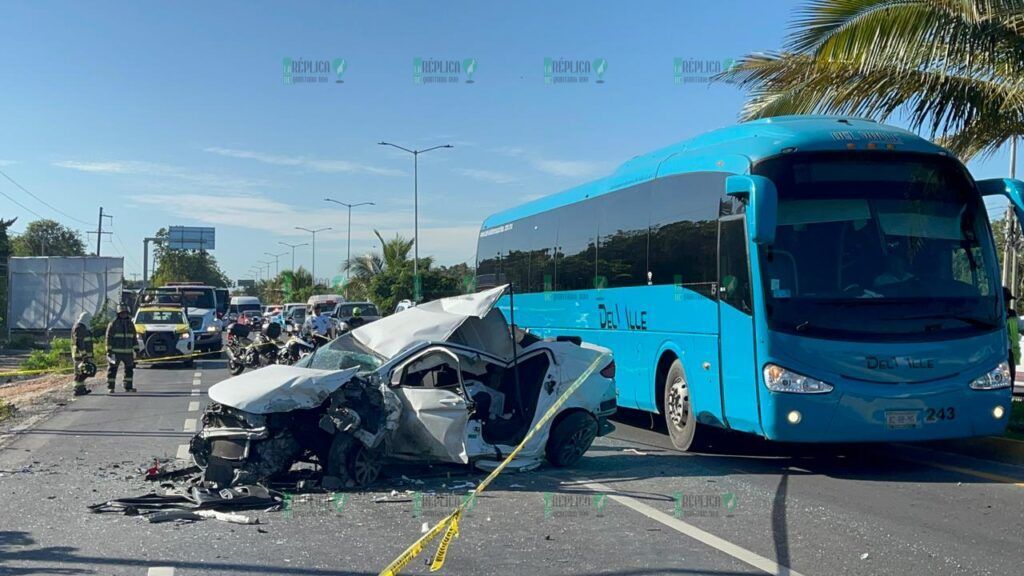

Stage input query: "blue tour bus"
[{"left": 476, "top": 115, "right": 1021, "bottom": 450}]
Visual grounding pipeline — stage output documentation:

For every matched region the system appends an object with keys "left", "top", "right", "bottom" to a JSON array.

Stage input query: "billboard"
[
  {"left": 7, "top": 256, "right": 124, "bottom": 330},
  {"left": 237, "top": 279, "right": 256, "bottom": 288},
  {"left": 168, "top": 226, "right": 216, "bottom": 250}
]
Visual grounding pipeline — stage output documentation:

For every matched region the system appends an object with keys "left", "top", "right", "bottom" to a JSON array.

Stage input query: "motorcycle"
[
  {"left": 276, "top": 325, "right": 331, "bottom": 365},
  {"left": 226, "top": 321, "right": 283, "bottom": 375}
]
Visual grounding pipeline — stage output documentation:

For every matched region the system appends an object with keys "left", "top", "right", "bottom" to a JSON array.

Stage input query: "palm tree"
[
  {"left": 717, "top": 0, "right": 1024, "bottom": 159},
  {"left": 344, "top": 231, "right": 433, "bottom": 280}
]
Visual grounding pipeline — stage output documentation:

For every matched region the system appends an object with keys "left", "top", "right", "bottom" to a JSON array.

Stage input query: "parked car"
[
  {"left": 190, "top": 285, "right": 617, "bottom": 488},
  {"left": 133, "top": 305, "right": 195, "bottom": 367},
  {"left": 329, "top": 302, "right": 381, "bottom": 334}
]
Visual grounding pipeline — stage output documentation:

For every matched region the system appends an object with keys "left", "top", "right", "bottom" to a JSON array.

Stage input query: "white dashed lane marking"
[
  {"left": 147, "top": 568, "right": 175, "bottom": 576},
  {"left": 193, "top": 372, "right": 202, "bottom": 379},
  {"left": 187, "top": 401, "right": 200, "bottom": 412},
  {"left": 190, "top": 389, "right": 199, "bottom": 396},
  {"left": 183, "top": 419, "right": 197, "bottom": 433},
  {"left": 578, "top": 480, "right": 806, "bottom": 576},
  {"left": 175, "top": 444, "right": 190, "bottom": 460}
]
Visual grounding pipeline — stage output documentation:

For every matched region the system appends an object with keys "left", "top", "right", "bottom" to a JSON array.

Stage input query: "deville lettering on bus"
[
  {"left": 865, "top": 356, "right": 935, "bottom": 370},
  {"left": 598, "top": 303, "right": 648, "bottom": 331}
]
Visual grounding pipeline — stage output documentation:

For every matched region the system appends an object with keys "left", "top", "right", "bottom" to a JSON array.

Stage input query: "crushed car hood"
[
  {"left": 351, "top": 284, "right": 512, "bottom": 360},
  {"left": 208, "top": 364, "right": 360, "bottom": 414}
]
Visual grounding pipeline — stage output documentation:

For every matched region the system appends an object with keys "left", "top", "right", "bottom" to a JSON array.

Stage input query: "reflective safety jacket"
[
  {"left": 106, "top": 317, "right": 137, "bottom": 355},
  {"left": 72, "top": 322, "right": 93, "bottom": 358}
]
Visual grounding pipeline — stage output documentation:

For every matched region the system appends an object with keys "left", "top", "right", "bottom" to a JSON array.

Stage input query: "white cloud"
[
  {"left": 530, "top": 158, "right": 611, "bottom": 179},
  {"left": 0, "top": 160, "right": 20, "bottom": 167},
  {"left": 133, "top": 193, "right": 479, "bottom": 265},
  {"left": 53, "top": 160, "right": 267, "bottom": 191},
  {"left": 204, "top": 147, "right": 403, "bottom": 176},
  {"left": 453, "top": 168, "right": 518, "bottom": 185}
]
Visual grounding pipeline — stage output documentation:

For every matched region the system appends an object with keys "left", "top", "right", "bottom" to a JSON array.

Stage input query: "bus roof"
[{"left": 481, "top": 115, "right": 950, "bottom": 229}]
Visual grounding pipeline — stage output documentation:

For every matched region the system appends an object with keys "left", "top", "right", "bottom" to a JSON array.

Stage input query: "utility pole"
[
  {"left": 278, "top": 241, "right": 309, "bottom": 273},
  {"left": 1005, "top": 139, "right": 1019, "bottom": 290},
  {"left": 264, "top": 251, "right": 287, "bottom": 277},
  {"left": 378, "top": 141, "right": 454, "bottom": 301},
  {"left": 324, "top": 198, "right": 374, "bottom": 281},
  {"left": 89, "top": 207, "right": 113, "bottom": 256},
  {"left": 295, "top": 227, "right": 331, "bottom": 285}
]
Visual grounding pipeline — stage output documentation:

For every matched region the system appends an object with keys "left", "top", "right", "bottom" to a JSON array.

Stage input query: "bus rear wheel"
[{"left": 664, "top": 359, "right": 701, "bottom": 451}]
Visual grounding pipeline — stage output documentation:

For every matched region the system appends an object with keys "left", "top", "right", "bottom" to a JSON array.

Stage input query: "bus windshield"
[
  {"left": 179, "top": 288, "right": 215, "bottom": 309},
  {"left": 754, "top": 152, "right": 1001, "bottom": 341}
]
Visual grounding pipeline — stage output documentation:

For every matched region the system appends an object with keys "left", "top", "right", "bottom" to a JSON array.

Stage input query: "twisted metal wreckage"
[{"left": 91, "top": 285, "right": 617, "bottom": 518}]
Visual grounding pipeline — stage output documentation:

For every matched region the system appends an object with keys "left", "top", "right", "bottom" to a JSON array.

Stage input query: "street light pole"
[
  {"left": 324, "top": 198, "right": 374, "bottom": 281},
  {"left": 295, "top": 227, "right": 331, "bottom": 285},
  {"left": 278, "top": 241, "right": 309, "bottom": 272},
  {"left": 264, "top": 251, "right": 287, "bottom": 277},
  {"left": 378, "top": 141, "right": 453, "bottom": 301}
]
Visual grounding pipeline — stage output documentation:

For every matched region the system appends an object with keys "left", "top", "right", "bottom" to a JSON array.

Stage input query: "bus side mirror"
[
  {"left": 726, "top": 175, "right": 777, "bottom": 245},
  {"left": 977, "top": 178, "right": 1024, "bottom": 224}
]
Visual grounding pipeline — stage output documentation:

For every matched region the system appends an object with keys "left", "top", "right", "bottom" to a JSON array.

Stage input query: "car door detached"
[{"left": 389, "top": 347, "right": 472, "bottom": 463}]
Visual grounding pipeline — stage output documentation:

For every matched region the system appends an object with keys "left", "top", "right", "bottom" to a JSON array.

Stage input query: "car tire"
[
  {"left": 326, "top": 434, "right": 382, "bottom": 487},
  {"left": 545, "top": 411, "right": 598, "bottom": 467},
  {"left": 346, "top": 443, "right": 383, "bottom": 487},
  {"left": 184, "top": 358, "right": 194, "bottom": 368},
  {"left": 663, "top": 359, "right": 703, "bottom": 451}
]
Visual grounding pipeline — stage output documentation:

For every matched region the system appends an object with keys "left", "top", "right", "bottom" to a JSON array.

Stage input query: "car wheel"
[
  {"left": 346, "top": 443, "right": 383, "bottom": 487},
  {"left": 184, "top": 358, "right": 195, "bottom": 368},
  {"left": 664, "top": 359, "right": 703, "bottom": 451},
  {"left": 545, "top": 411, "right": 598, "bottom": 467}
]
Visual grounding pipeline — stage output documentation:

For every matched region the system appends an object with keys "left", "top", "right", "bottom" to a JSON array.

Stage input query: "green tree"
[
  {"left": 717, "top": 0, "right": 1024, "bottom": 159},
  {"left": 0, "top": 217, "right": 15, "bottom": 331},
  {"left": 150, "top": 228, "right": 230, "bottom": 287},
  {"left": 342, "top": 230, "right": 466, "bottom": 312},
  {"left": 12, "top": 219, "right": 86, "bottom": 257}
]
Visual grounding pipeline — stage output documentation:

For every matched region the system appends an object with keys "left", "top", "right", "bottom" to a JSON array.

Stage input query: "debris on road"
[
  {"left": 623, "top": 448, "right": 648, "bottom": 456},
  {"left": 89, "top": 484, "right": 282, "bottom": 517}
]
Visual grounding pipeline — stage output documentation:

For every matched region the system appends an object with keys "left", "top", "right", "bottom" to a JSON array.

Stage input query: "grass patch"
[
  {"left": 0, "top": 398, "right": 14, "bottom": 422},
  {"left": 20, "top": 338, "right": 74, "bottom": 373}
]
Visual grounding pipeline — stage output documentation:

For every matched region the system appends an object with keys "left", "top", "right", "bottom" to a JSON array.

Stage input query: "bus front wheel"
[{"left": 664, "top": 359, "right": 701, "bottom": 451}]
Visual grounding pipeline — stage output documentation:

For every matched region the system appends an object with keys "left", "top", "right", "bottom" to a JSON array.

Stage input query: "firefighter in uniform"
[
  {"left": 71, "top": 311, "right": 94, "bottom": 396},
  {"left": 105, "top": 304, "right": 137, "bottom": 393}
]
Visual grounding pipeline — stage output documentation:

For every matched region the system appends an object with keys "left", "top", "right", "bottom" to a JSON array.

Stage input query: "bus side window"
[
  {"left": 719, "top": 217, "right": 751, "bottom": 312},
  {"left": 649, "top": 173, "right": 721, "bottom": 297}
]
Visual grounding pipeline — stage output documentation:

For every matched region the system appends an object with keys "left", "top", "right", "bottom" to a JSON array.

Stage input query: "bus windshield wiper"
[{"left": 881, "top": 313, "right": 996, "bottom": 329}]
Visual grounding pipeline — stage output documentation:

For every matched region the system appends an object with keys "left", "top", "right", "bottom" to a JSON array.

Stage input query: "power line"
[
  {"left": 0, "top": 186, "right": 46, "bottom": 220},
  {"left": 0, "top": 168, "right": 92, "bottom": 225}
]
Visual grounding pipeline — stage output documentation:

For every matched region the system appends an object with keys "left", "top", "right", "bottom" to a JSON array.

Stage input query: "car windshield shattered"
[{"left": 297, "top": 332, "right": 384, "bottom": 373}]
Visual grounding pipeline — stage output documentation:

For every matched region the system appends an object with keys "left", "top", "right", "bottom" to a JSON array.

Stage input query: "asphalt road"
[{"left": 1, "top": 358, "right": 1023, "bottom": 576}]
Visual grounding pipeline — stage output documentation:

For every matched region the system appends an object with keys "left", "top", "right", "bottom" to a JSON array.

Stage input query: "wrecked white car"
[{"left": 190, "top": 285, "right": 616, "bottom": 488}]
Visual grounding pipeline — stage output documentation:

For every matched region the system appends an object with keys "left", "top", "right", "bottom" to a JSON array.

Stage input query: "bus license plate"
[{"left": 886, "top": 411, "right": 920, "bottom": 430}]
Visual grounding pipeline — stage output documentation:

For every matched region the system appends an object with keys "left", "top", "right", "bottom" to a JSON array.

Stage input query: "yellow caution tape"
[
  {"left": 379, "top": 509, "right": 461, "bottom": 576},
  {"left": 429, "top": 509, "right": 461, "bottom": 572},
  {"left": 378, "top": 351, "right": 609, "bottom": 575},
  {"left": 0, "top": 348, "right": 226, "bottom": 377}
]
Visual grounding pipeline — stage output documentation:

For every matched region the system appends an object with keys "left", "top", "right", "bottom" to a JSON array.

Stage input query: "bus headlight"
[
  {"left": 969, "top": 362, "right": 1011, "bottom": 390},
  {"left": 763, "top": 364, "right": 833, "bottom": 394}
]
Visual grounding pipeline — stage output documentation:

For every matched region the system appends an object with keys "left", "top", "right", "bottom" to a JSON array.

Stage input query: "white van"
[
  {"left": 229, "top": 296, "right": 263, "bottom": 316},
  {"left": 306, "top": 294, "right": 344, "bottom": 312}
]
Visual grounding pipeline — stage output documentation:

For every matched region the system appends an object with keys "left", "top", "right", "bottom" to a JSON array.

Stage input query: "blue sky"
[{"left": 0, "top": 0, "right": 1015, "bottom": 283}]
